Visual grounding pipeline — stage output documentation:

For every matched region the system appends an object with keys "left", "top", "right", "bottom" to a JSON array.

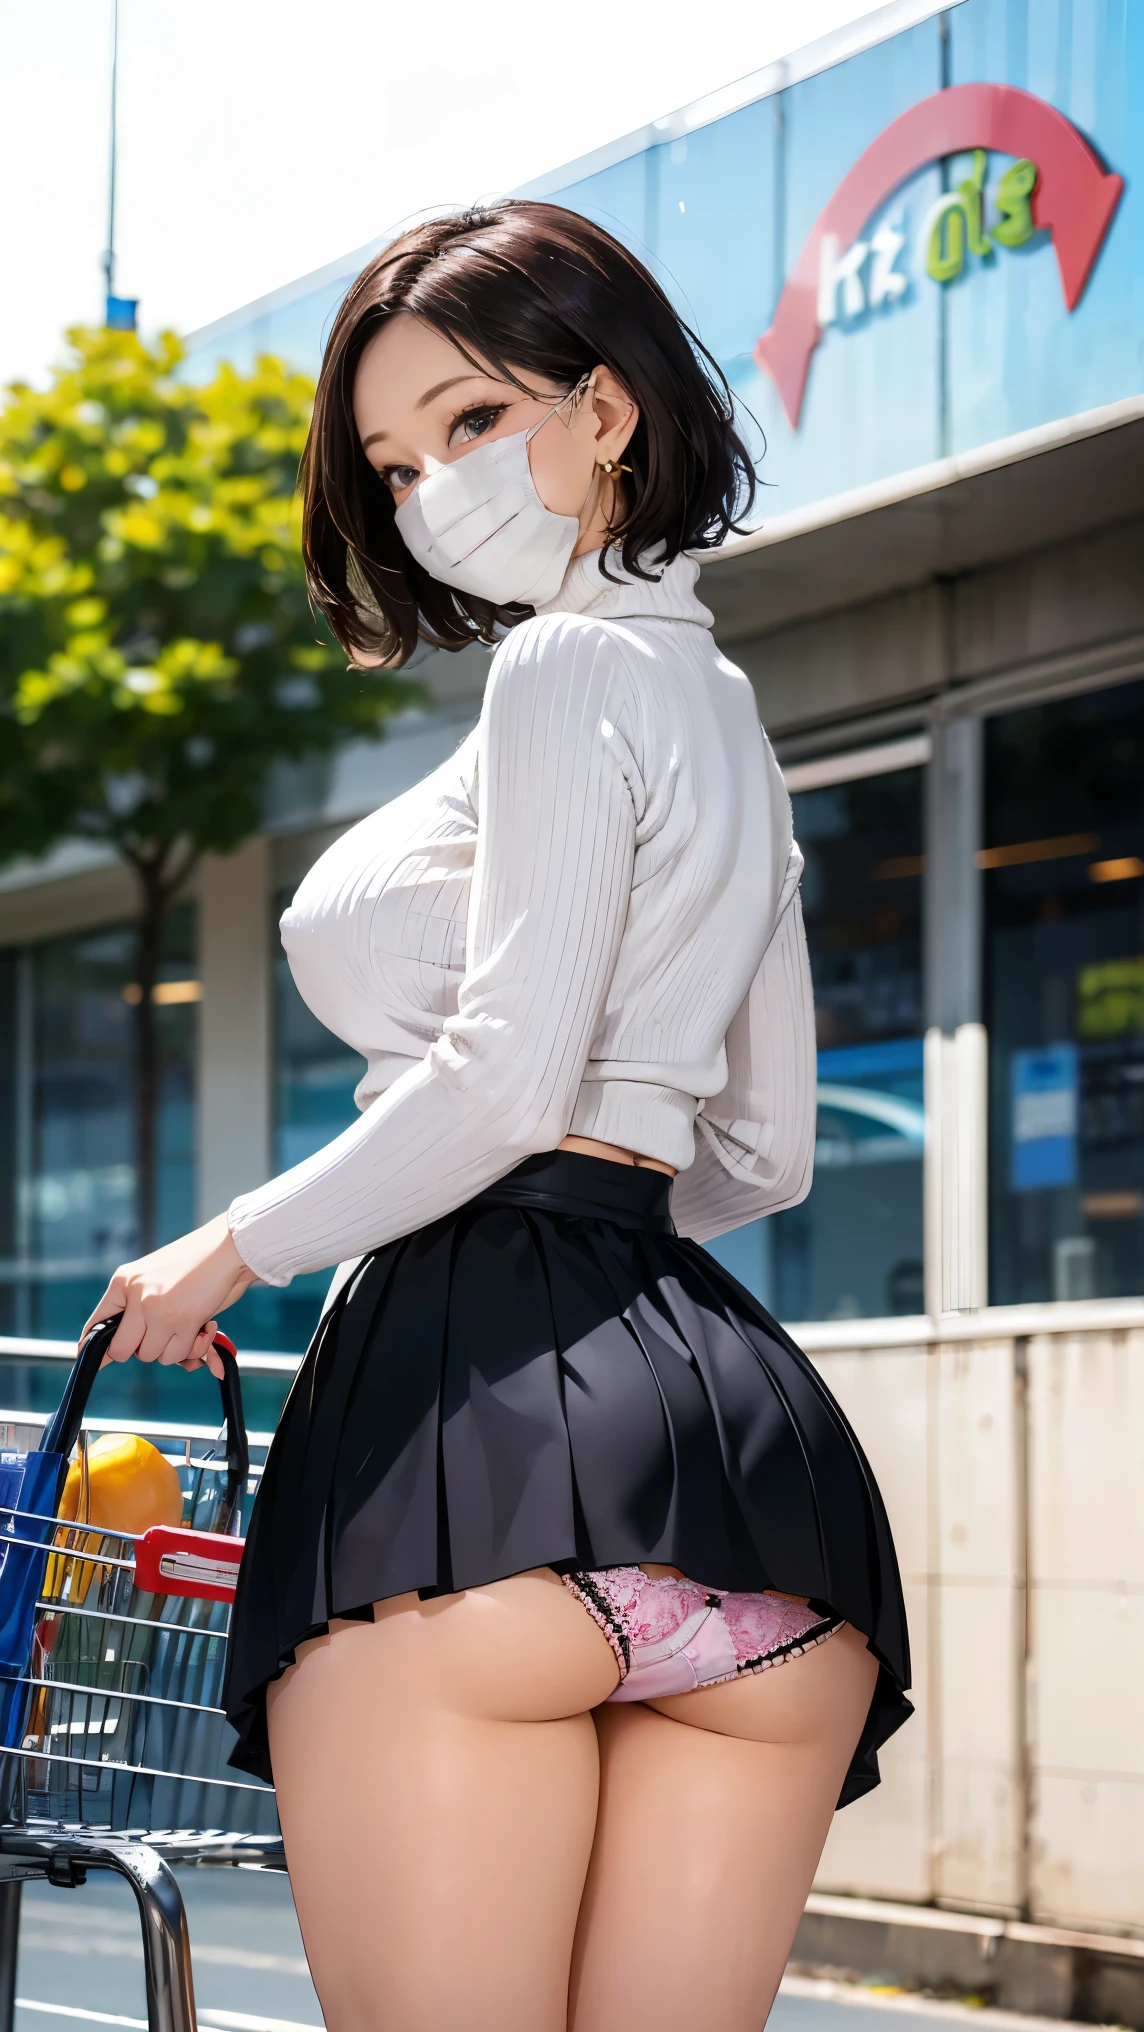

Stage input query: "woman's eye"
[
  {"left": 450, "top": 404, "right": 506, "bottom": 448},
  {"left": 382, "top": 465, "right": 419, "bottom": 494}
]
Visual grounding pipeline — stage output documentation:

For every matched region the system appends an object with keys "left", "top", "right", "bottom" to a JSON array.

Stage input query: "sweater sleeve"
[
  {"left": 669, "top": 852, "right": 817, "bottom": 1246},
  {"left": 227, "top": 619, "right": 638, "bottom": 1284}
]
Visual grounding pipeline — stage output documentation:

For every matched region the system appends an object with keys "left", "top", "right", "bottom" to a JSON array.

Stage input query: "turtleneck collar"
[{"left": 533, "top": 548, "right": 713, "bottom": 629}]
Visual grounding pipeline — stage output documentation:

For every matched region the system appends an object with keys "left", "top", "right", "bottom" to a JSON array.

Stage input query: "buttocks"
[{"left": 279, "top": 732, "right": 479, "bottom": 1103}]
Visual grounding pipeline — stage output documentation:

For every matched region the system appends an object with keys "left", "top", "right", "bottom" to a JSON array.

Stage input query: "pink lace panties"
[{"left": 563, "top": 1566, "right": 843, "bottom": 1702}]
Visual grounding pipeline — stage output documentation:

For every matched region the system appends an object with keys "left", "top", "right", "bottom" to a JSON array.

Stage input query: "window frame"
[{"left": 770, "top": 731, "right": 933, "bottom": 1327}]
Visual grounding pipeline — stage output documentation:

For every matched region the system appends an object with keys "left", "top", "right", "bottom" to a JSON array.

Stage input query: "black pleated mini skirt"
[{"left": 224, "top": 1150, "right": 912, "bottom": 1804}]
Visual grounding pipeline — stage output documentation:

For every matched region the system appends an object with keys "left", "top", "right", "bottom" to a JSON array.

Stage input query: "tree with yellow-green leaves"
[{"left": 0, "top": 327, "right": 411, "bottom": 1252}]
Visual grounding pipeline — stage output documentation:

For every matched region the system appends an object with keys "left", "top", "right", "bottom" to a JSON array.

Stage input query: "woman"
[{"left": 88, "top": 202, "right": 910, "bottom": 2032}]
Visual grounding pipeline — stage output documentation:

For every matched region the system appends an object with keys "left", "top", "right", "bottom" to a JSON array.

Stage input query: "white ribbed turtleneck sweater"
[{"left": 228, "top": 552, "right": 816, "bottom": 1285}]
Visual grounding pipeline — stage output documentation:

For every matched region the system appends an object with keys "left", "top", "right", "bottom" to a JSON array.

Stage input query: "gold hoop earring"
[{"left": 599, "top": 458, "right": 632, "bottom": 476}]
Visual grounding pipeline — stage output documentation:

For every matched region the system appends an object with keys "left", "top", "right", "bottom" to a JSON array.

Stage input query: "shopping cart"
[{"left": 0, "top": 1318, "right": 284, "bottom": 2032}]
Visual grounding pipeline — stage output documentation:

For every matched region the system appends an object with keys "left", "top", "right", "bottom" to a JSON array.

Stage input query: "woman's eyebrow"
[
  {"left": 359, "top": 373, "right": 499, "bottom": 450},
  {"left": 416, "top": 372, "right": 492, "bottom": 410}
]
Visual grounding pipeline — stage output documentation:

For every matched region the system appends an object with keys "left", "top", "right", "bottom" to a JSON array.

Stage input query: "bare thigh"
[
  {"left": 267, "top": 1568, "right": 619, "bottom": 2032},
  {"left": 569, "top": 1622, "right": 879, "bottom": 2032}
]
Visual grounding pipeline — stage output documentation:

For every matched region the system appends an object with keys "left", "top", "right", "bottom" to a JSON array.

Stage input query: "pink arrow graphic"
[{"left": 755, "top": 83, "right": 1124, "bottom": 428}]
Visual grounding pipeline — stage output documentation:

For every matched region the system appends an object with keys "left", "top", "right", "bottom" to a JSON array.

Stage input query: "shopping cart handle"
[
  {"left": 44, "top": 1317, "right": 250, "bottom": 1528},
  {"left": 42, "top": 1319, "right": 116, "bottom": 1459},
  {"left": 211, "top": 1331, "right": 250, "bottom": 1526},
  {"left": 134, "top": 1524, "right": 244, "bottom": 1602}
]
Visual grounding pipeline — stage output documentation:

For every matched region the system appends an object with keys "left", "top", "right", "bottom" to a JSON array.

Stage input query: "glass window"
[
  {"left": 706, "top": 764, "right": 926, "bottom": 1322},
  {"left": 986, "top": 679, "right": 1144, "bottom": 1305},
  {"left": 0, "top": 909, "right": 206, "bottom": 1421},
  {"left": 0, "top": 952, "right": 18, "bottom": 1335},
  {"left": 17, "top": 908, "right": 197, "bottom": 1342}
]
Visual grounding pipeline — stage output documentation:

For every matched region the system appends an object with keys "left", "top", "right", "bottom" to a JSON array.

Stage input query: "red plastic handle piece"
[{"left": 134, "top": 1524, "right": 245, "bottom": 1603}]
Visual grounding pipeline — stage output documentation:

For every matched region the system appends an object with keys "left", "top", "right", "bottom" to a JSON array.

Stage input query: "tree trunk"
[{"left": 131, "top": 866, "right": 165, "bottom": 1258}]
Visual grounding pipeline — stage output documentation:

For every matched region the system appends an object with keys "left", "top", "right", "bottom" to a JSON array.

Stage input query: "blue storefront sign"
[
  {"left": 532, "top": 2, "right": 1138, "bottom": 516},
  {"left": 1011, "top": 1044, "right": 1078, "bottom": 1190},
  {"left": 187, "top": 0, "right": 1142, "bottom": 534}
]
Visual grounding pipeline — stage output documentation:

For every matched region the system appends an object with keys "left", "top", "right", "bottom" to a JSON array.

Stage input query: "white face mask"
[{"left": 393, "top": 377, "right": 592, "bottom": 608}]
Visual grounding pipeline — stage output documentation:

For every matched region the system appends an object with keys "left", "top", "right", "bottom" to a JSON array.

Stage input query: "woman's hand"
[{"left": 81, "top": 1214, "right": 258, "bottom": 1379}]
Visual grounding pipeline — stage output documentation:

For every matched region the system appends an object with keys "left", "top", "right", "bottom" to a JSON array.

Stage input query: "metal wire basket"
[
  {"left": 12, "top": 1470, "right": 277, "bottom": 1839},
  {"left": 0, "top": 1320, "right": 283, "bottom": 2032}
]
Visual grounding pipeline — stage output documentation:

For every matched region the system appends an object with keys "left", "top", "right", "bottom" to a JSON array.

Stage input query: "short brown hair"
[{"left": 301, "top": 201, "right": 756, "bottom": 666}]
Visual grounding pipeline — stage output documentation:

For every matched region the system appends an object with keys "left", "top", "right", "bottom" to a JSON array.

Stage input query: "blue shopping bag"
[{"left": 0, "top": 1319, "right": 115, "bottom": 1750}]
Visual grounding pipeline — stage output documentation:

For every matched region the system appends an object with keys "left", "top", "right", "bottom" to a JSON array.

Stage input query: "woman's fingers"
[
  {"left": 75, "top": 1218, "right": 255, "bottom": 1370},
  {"left": 201, "top": 1322, "right": 225, "bottom": 1381},
  {"left": 178, "top": 1322, "right": 222, "bottom": 1377},
  {"left": 93, "top": 1309, "right": 230, "bottom": 1380},
  {"left": 103, "top": 1298, "right": 150, "bottom": 1363},
  {"left": 96, "top": 1284, "right": 211, "bottom": 1369},
  {"left": 81, "top": 1276, "right": 129, "bottom": 1349},
  {"left": 176, "top": 1323, "right": 217, "bottom": 1371},
  {"left": 158, "top": 1315, "right": 226, "bottom": 1370},
  {"left": 138, "top": 1318, "right": 198, "bottom": 1369}
]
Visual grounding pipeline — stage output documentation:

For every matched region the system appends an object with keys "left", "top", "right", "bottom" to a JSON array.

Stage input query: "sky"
[{"left": 2, "top": 0, "right": 886, "bottom": 390}]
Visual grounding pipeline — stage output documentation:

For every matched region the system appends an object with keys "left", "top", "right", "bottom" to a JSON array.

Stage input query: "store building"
[{"left": 2, "top": 0, "right": 1143, "bottom": 1932}]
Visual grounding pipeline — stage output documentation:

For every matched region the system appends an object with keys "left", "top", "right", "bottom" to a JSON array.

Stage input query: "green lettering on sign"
[
  {"left": 924, "top": 152, "right": 1039, "bottom": 283},
  {"left": 957, "top": 149, "right": 993, "bottom": 256},
  {"left": 991, "top": 157, "right": 1037, "bottom": 246},
  {"left": 926, "top": 196, "right": 967, "bottom": 281}
]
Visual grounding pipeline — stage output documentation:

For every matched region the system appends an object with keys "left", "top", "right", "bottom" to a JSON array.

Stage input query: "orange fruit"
[
  {"left": 58, "top": 1433, "right": 183, "bottom": 1535},
  {"left": 47, "top": 1434, "right": 184, "bottom": 1602}
]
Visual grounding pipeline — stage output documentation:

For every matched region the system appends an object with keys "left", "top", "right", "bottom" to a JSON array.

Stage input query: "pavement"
[
  {"left": 12, "top": 1870, "right": 1100, "bottom": 2032},
  {"left": 15, "top": 1868, "right": 320, "bottom": 2032}
]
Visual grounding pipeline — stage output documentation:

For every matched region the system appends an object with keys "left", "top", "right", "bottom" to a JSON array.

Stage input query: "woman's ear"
[{"left": 589, "top": 365, "right": 638, "bottom": 466}]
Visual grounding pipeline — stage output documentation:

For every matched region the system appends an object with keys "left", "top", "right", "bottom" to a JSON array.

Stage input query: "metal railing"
[{"left": 0, "top": 1334, "right": 302, "bottom": 1374}]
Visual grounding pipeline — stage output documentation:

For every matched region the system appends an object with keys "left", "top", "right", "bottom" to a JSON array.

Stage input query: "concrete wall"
[
  {"left": 729, "top": 514, "right": 1144, "bottom": 747},
  {"left": 1026, "top": 1323, "right": 1144, "bottom": 1929},
  {"left": 197, "top": 838, "right": 272, "bottom": 1222},
  {"left": 806, "top": 1306, "right": 1144, "bottom": 1935}
]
